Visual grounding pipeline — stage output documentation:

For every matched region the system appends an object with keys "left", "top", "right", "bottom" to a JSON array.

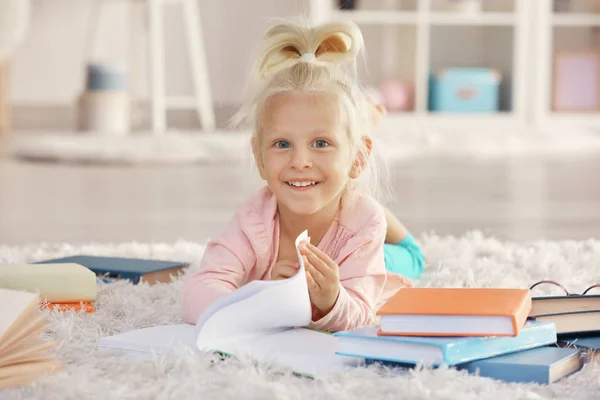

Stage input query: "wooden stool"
[{"left": 87, "top": 0, "right": 216, "bottom": 135}]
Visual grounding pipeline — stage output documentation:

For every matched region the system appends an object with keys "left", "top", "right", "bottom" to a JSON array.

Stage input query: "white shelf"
[
  {"left": 542, "top": 113, "right": 600, "bottom": 126},
  {"left": 309, "top": 1, "right": 530, "bottom": 131},
  {"left": 330, "top": 10, "right": 516, "bottom": 26},
  {"left": 552, "top": 13, "right": 600, "bottom": 27},
  {"left": 429, "top": 12, "right": 516, "bottom": 26},
  {"left": 381, "top": 112, "right": 520, "bottom": 128},
  {"left": 330, "top": 10, "right": 418, "bottom": 25}
]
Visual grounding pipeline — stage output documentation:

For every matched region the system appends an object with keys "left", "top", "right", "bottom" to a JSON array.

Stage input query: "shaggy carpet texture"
[
  {"left": 9, "top": 127, "right": 600, "bottom": 165},
  {"left": 1, "top": 231, "right": 600, "bottom": 400}
]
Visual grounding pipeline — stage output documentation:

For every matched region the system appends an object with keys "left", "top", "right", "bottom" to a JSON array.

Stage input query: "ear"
[
  {"left": 349, "top": 137, "right": 372, "bottom": 179},
  {"left": 252, "top": 136, "right": 267, "bottom": 180}
]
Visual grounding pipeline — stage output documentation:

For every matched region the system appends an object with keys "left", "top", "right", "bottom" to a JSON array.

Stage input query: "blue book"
[
  {"left": 559, "top": 336, "right": 600, "bottom": 351},
  {"left": 333, "top": 321, "right": 557, "bottom": 366},
  {"left": 365, "top": 347, "right": 582, "bottom": 385},
  {"left": 35, "top": 255, "right": 188, "bottom": 284},
  {"left": 457, "top": 346, "right": 582, "bottom": 384}
]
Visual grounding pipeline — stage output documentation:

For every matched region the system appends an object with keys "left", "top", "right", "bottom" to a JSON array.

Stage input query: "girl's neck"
[{"left": 278, "top": 194, "right": 343, "bottom": 246}]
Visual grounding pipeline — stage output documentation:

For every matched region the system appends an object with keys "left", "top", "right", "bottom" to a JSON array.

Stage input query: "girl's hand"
[
  {"left": 270, "top": 260, "right": 299, "bottom": 280},
  {"left": 299, "top": 241, "right": 341, "bottom": 319}
]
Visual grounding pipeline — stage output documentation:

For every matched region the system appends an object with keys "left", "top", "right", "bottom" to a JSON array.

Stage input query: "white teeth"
[{"left": 287, "top": 181, "right": 316, "bottom": 187}]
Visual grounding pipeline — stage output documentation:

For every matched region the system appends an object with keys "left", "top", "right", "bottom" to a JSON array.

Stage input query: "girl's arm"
[
  {"left": 383, "top": 208, "right": 424, "bottom": 279},
  {"left": 182, "top": 211, "right": 256, "bottom": 324},
  {"left": 308, "top": 218, "right": 393, "bottom": 332},
  {"left": 384, "top": 207, "right": 409, "bottom": 244}
]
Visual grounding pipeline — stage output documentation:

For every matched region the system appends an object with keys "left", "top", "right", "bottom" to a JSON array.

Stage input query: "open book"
[
  {"left": 0, "top": 289, "right": 63, "bottom": 389},
  {"left": 99, "top": 231, "right": 362, "bottom": 377}
]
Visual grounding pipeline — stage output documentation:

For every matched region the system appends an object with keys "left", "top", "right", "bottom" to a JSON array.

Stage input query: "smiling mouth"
[{"left": 285, "top": 181, "right": 320, "bottom": 188}]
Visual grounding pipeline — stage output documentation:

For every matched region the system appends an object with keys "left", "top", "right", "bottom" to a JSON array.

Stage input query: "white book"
[{"left": 99, "top": 231, "right": 363, "bottom": 377}]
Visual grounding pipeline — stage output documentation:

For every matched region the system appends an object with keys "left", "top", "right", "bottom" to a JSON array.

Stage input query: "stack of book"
[
  {"left": 528, "top": 287, "right": 600, "bottom": 357},
  {"left": 334, "top": 288, "right": 585, "bottom": 384},
  {"left": 0, "top": 256, "right": 189, "bottom": 314}
]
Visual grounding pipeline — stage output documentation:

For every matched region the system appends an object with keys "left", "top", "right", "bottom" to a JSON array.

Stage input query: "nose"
[{"left": 289, "top": 146, "right": 312, "bottom": 170}]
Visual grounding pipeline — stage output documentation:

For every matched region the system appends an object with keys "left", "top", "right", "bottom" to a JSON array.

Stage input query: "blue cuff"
[{"left": 383, "top": 233, "right": 425, "bottom": 280}]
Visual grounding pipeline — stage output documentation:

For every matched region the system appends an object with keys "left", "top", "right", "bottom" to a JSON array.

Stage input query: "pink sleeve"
[
  {"left": 309, "top": 222, "right": 387, "bottom": 332},
  {"left": 182, "top": 210, "right": 257, "bottom": 324}
]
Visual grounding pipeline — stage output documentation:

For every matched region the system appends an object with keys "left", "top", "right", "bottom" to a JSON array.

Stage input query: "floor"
[{"left": 1, "top": 146, "right": 599, "bottom": 246}]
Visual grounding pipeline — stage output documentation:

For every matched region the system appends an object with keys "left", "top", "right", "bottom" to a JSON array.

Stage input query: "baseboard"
[{"left": 10, "top": 103, "right": 240, "bottom": 132}]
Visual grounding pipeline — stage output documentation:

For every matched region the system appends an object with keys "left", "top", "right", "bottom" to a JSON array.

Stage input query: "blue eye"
[
  {"left": 312, "top": 139, "right": 329, "bottom": 148},
  {"left": 274, "top": 140, "right": 291, "bottom": 149}
]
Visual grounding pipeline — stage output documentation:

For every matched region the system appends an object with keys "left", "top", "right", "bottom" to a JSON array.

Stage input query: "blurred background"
[{"left": 1, "top": 0, "right": 599, "bottom": 245}]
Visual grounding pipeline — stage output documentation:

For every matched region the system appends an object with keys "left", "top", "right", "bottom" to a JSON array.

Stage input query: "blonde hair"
[{"left": 233, "top": 18, "right": 391, "bottom": 203}]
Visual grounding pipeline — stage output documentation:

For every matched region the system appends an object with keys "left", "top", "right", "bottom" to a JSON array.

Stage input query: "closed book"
[
  {"left": 365, "top": 347, "right": 583, "bottom": 385},
  {"left": 36, "top": 256, "right": 188, "bottom": 285},
  {"left": 529, "top": 310, "right": 600, "bottom": 337},
  {"left": 333, "top": 321, "right": 557, "bottom": 366},
  {"left": 377, "top": 288, "right": 532, "bottom": 336},
  {"left": 530, "top": 294, "right": 600, "bottom": 316},
  {"left": 457, "top": 346, "right": 582, "bottom": 384},
  {"left": 0, "top": 263, "right": 97, "bottom": 302},
  {"left": 559, "top": 336, "right": 600, "bottom": 352},
  {"left": 40, "top": 302, "right": 96, "bottom": 313}
]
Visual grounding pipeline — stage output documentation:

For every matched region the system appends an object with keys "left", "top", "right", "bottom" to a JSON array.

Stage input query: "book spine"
[{"left": 513, "top": 294, "right": 533, "bottom": 335}]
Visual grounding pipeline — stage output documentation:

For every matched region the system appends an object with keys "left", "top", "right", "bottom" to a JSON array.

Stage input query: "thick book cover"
[
  {"left": 365, "top": 347, "right": 582, "bottom": 385},
  {"left": 456, "top": 346, "right": 582, "bottom": 384},
  {"left": 334, "top": 321, "right": 557, "bottom": 366},
  {"left": 530, "top": 294, "right": 600, "bottom": 316},
  {"left": 529, "top": 310, "right": 600, "bottom": 337},
  {"left": 377, "top": 288, "right": 531, "bottom": 336},
  {"left": 35, "top": 255, "right": 188, "bottom": 284},
  {"left": 559, "top": 336, "right": 600, "bottom": 351}
]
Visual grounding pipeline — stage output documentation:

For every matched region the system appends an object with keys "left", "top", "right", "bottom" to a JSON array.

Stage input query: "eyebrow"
[{"left": 265, "top": 129, "right": 334, "bottom": 136}]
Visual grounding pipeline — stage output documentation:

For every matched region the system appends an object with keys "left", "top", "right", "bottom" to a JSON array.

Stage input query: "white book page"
[
  {"left": 98, "top": 325, "right": 362, "bottom": 377},
  {"left": 98, "top": 324, "right": 196, "bottom": 355},
  {"left": 0, "top": 289, "right": 38, "bottom": 337},
  {"left": 195, "top": 231, "right": 312, "bottom": 350},
  {"left": 218, "top": 328, "right": 363, "bottom": 377}
]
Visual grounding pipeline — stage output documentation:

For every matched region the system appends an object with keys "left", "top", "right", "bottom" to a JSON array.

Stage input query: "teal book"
[
  {"left": 35, "top": 255, "right": 188, "bottom": 284},
  {"left": 333, "top": 321, "right": 557, "bottom": 366}
]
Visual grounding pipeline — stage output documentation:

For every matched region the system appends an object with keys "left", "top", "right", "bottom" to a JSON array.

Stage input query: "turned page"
[{"left": 195, "top": 231, "right": 313, "bottom": 350}]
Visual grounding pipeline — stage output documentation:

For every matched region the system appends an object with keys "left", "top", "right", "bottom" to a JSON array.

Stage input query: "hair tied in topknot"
[
  {"left": 299, "top": 53, "right": 317, "bottom": 62},
  {"left": 256, "top": 21, "right": 364, "bottom": 79}
]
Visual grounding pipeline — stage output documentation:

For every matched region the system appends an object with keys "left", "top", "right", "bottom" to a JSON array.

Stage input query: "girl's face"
[{"left": 254, "top": 93, "right": 359, "bottom": 216}]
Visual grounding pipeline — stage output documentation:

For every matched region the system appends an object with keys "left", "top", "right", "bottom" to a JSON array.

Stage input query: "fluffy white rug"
[
  {"left": 1, "top": 231, "right": 600, "bottom": 400},
  {"left": 9, "top": 127, "right": 600, "bottom": 165}
]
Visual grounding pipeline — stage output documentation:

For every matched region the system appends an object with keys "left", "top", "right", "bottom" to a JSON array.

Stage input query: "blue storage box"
[{"left": 428, "top": 68, "right": 502, "bottom": 113}]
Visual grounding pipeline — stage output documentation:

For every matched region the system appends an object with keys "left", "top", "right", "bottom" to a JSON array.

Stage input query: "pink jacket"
[{"left": 182, "top": 187, "right": 412, "bottom": 332}]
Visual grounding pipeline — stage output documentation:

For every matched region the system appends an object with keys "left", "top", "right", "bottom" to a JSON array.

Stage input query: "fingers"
[
  {"left": 300, "top": 242, "right": 338, "bottom": 280},
  {"left": 305, "top": 268, "right": 320, "bottom": 292}
]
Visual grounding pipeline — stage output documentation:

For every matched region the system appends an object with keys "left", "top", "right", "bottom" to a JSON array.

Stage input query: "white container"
[{"left": 77, "top": 90, "right": 130, "bottom": 136}]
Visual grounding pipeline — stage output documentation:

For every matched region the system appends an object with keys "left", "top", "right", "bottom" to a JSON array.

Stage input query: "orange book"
[
  {"left": 40, "top": 302, "right": 96, "bottom": 313},
  {"left": 377, "top": 288, "right": 532, "bottom": 337}
]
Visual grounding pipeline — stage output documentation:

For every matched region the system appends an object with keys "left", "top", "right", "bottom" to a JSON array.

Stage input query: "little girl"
[{"left": 183, "top": 20, "right": 421, "bottom": 332}]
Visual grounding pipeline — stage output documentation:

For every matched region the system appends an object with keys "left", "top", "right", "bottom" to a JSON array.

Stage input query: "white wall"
[{"left": 11, "top": 0, "right": 307, "bottom": 106}]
